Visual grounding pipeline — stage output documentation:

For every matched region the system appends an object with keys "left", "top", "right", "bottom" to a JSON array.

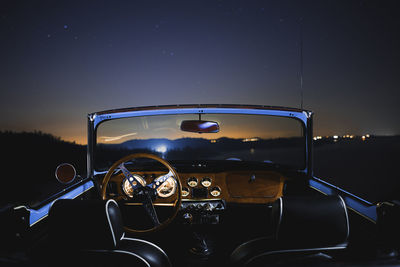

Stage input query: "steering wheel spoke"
[
  {"left": 148, "top": 170, "right": 174, "bottom": 191},
  {"left": 142, "top": 190, "right": 161, "bottom": 226},
  {"left": 118, "top": 163, "right": 144, "bottom": 190}
]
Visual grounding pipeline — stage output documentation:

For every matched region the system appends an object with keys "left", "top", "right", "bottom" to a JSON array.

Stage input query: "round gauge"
[
  {"left": 182, "top": 187, "right": 190, "bottom": 197},
  {"left": 122, "top": 174, "right": 146, "bottom": 197},
  {"left": 187, "top": 177, "right": 198, "bottom": 187},
  {"left": 155, "top": 176, "right": 177, "bottom": 198},
  {"left": 201, "top": 177, "right": 212, "bottom": 187},
  {"left": 210, "top": 186, "right": 221, "bottom": 197}
]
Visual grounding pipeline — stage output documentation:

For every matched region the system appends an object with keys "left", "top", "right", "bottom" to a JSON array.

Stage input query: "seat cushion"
[{"left": 119, "top": 237, "right": 171, "bottom": 267}]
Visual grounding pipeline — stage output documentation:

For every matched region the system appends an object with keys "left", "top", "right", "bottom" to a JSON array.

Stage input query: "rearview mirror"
[
  {"left": 180, "top": 120, "right": 219, "bottom": 133},
  {"left": 55, "top": 163, "right": 76, "bottom": 184}
]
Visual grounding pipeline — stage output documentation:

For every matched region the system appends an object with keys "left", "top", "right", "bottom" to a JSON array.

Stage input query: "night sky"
[{"left": 1, "top": 0, "right": 399, "bottom": 144}]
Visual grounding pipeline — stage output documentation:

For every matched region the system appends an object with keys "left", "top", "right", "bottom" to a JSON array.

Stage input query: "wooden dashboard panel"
[
  {"left": 174, "top": 170, "right": 285, "bottom": 204},
  {"left": 225, "top": 172, "right": 282, "bottom": 198},
  {"left": 109, "top": 170, "right": 285, "bottom": 204}
]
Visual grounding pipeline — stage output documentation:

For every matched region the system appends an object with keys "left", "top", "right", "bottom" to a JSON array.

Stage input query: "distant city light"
[
  {"left": 155, "top": 145, "right": 167, "bottom": 153},
  {"left": 242, "top": 137, "right": 259, "bottom": 142},
  {"left": 313, "top": 134, "right": 372, "bottom": 142},
  {"left": 210, "top": 139, "right": 217, "bottom": 143}
]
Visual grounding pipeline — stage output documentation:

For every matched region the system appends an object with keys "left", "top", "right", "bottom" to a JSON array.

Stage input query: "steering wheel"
[{"left": 101, "top": 153, "right": 182, "bottom": 234}]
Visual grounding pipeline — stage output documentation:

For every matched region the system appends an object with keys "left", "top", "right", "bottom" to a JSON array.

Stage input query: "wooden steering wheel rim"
[{"left": 101, "top": 153, "right": 182, "bottom": 234}]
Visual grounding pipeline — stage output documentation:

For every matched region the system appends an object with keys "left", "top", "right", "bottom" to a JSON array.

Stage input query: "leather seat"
[
  {"left": 47, "top": 199, "right": 171, "bottom": 267},
  {"left": 230, "top": 195, "right": 349, "bottom": 266}
]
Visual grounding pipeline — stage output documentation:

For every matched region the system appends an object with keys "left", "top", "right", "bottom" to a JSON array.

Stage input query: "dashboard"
[
  {"left": 107, "top": 170, "right": 285, "bottom": 225},
  {"left": 108, "top": 170, "right": 285, "bottom": 204}
]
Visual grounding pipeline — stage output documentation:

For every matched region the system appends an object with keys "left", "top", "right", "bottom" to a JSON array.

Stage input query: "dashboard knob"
[
  {"left": 204, "top": 203, "right": 212, "bottom": 211},
  {"left": 183, "top": 213, "right": 193, "bottom": 224}
]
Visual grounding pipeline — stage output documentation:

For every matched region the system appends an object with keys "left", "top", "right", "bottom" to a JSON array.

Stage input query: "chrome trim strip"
[
  {"left": 181, "top": 198, "right": 222, "bottom": 202},
  {"left": 92, "top": 108, "right": 309, "bottom": 128},
  {"left": 311, "top": 176, "right": 372, "bottom": 204},
  {"left": 309, "top": 177, "right": 377, "bottom": 222},
  {"left": 310, "top": 185, "right": 376, "bottom": 223},
  {"left": 347, "top": 206, "right": 376, "bottom": 224},
  {"left": 28, "top": 180, "right": 94, "bottom": 226},
  {"left": 123, "top": 202, "right": 174, "bottom": 207}
]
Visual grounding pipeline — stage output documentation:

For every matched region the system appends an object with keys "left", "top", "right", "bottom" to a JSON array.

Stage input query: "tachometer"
[
  {"left": 210, "top": 186, "right": 221, "bottom": 197},
  {"left": 201, "top": 177, "right": 212, "bottom": 187},
  {"left": 155, "top": 176, "right": 177, "bottom": 198},
  {"left": 122, "top": 174, "right": 146, "bottom": 198},
  {"left": 187, "top": 177, "right": 198, "bottom": 187}
]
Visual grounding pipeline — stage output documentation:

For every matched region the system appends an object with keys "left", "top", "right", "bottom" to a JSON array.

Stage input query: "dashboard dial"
[
  {"left": 210, "top": 186, "right": 221, "bottom": 197},
  {"left": 182, "top": 187, "right": 190, "bottom": 197},
  {"left": 122, "top": 174, "right": 146, "bottom": 198},
  {"left": 187, "top": 177, "right": 198, "bottom": 187},
  {"left": 201, "top": 177, "right": 212, "bottom": 187},
  {"left": 155, "top": 176, "right": 177, "bottom": 198}
]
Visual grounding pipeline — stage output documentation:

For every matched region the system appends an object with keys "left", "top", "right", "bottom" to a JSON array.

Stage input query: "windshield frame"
[{"left": 87, "top": 105, "right": 313, "bottom": 178}]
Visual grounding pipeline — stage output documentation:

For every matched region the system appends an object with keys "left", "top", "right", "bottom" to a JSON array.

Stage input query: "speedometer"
[
  {"left": 155, "top": 176, "right": 177, "bottom": 198},
  {"left": 122, "top": 174, "right": 146, "bottom": 198}
]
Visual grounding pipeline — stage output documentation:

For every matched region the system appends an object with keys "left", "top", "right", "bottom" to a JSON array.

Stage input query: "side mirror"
[
  {"left": 55, "top": 163, "right": 76, "bottom": 184},
  {"left": 180, "top": 120, "right": 220, "bottom": 133}
]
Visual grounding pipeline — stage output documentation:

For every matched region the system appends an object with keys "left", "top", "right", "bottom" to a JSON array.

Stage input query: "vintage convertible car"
[{"left": 1, "top": 104, "right": 399, "bottom": 267}]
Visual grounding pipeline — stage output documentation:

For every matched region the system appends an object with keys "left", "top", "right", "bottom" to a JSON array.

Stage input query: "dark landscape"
[
  {"left": 0, "top": 131, "right": 86, "bottom": 206},
  {"left": 1, "top": 131, "right": 399, "bottom": 207},
  {"left": 313, "top": 135, "right": 400, "bottom": 203}
]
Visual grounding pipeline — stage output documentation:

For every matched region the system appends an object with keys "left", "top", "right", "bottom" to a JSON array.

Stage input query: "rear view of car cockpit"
[{"left": 1, "top": 105, "right": 399, "bottom": 267}]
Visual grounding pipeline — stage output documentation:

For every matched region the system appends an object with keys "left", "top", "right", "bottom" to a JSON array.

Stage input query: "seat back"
[
  {"left": 273, "top": 195, "right": 349, "bottom": 248},
  {"left": 48, "top": 199, "right": 124, "bottom": 250},
  {"left": 231, "top": 195, "right": 349, "bottom": 266}
]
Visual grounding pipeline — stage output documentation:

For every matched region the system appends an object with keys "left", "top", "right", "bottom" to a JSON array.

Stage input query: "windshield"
[{"left": 95, "top": 113, "right": 305, "bottom": 172}]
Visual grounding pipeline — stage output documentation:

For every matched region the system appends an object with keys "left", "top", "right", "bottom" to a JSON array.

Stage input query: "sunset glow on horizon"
[{"left": 1, "top": 1, "right": 399, "bottom": 143}]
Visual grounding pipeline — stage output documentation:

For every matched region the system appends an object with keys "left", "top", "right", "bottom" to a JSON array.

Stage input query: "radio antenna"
[{"left": 299, "top": 17, "right": 304, "bottom": 110}]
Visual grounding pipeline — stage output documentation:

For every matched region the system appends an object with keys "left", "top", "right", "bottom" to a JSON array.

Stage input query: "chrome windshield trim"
[
  {"left": 91, "top": 107, "right": 310, "bottom": 128},
  {"left": 87, "top": 106, "right": 313, "bottom": 179}
]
